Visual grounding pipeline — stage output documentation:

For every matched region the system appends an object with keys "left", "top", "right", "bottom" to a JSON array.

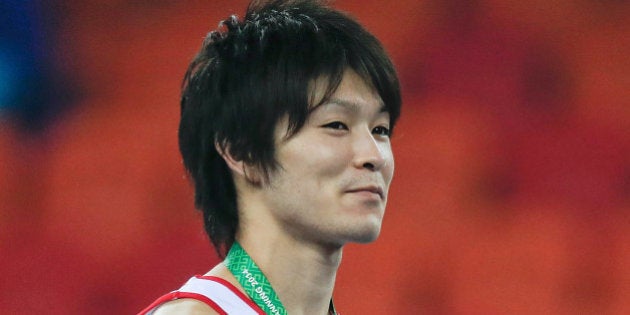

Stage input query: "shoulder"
[
  {"left": 145, "top": 265, "right": 249, "bottom": 315},
  {"left": 151, "top": 298, "right": 220, "bottom": 315}
]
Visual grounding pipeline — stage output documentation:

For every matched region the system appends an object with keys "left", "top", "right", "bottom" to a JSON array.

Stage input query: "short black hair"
[{"left": 178, "top": 0, "right": 401, "bottom": 257}]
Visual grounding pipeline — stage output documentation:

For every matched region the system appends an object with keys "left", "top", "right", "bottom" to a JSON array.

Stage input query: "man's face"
[{"left": 261, "top": 70, "right": 394, "bottom": 247}]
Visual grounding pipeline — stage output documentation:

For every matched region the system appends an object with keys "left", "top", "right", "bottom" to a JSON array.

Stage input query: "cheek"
[
  {"left": 381, "top": 145, "right": 395, "bottom": 183},
  {"left": 319, "top": 146, "right": 357, "bottom": 183},
  {"left": 384, "top": 161, "right": 395, "bottom": 187},
  {"left": 284, "top": 142, "right": 351, "bottom": 177}
]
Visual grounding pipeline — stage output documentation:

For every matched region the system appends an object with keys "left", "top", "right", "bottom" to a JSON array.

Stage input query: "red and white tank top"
[{"left": 139, "top": 275, "right": 266, "bottom": 315}]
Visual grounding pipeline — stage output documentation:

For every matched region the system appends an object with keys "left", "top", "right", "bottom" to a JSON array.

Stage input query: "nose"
[{"left": 352, "top": 128, "right": 387, "bottom": 171}]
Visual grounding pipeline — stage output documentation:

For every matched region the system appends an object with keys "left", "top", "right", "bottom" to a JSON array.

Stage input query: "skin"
[{"left": 154, "top": 70, "right": 394, "bottom": 315}]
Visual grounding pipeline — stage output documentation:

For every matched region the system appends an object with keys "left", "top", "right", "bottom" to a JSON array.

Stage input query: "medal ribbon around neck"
[
  {"left": 225, "top": 242, "right": 339, "bottom": 315},
  {"left": 225, "top": 242, "right": 288, "bottom": 315}
]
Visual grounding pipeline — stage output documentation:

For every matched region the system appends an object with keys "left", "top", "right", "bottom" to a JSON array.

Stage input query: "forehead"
[
  {"left": 309, "top": 70, "right": 385, "bottom": 114},
  {"left": 275, "top": 69, "right": 388, "bottom": 141}
]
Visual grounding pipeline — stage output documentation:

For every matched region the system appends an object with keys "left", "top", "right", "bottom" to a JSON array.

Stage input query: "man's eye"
[
  {"left": 372, "top": 126, "right": 390, "bottom": 136},
  {"left": 323, "top": 122, "right": 348, "bottom": 130}
]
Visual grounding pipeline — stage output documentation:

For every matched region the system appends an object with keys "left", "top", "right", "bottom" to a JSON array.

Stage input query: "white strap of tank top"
[{"left": 179, "top": 277, "right": 260, "bottom": 315}]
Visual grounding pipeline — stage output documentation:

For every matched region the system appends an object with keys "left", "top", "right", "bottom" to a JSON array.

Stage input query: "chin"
[
  {"left": 352, "top": 231, "right": 381, "bottom": 244},
  {"left": 343, "top": 222, "right": 382, "bottom": 244}
]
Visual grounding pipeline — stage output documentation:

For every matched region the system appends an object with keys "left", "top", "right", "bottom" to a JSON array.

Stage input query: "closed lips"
[{"left": 345, "top": 186, "right": 383, "bottom": 199}]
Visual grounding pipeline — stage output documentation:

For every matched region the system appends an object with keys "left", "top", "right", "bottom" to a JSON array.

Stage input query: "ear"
[{"left": 215, "top": 142, "right": 262, "bottom": 184}]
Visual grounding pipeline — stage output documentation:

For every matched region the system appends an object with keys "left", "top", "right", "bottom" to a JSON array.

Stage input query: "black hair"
[{"left": 178, "top": 0, "right": 401, "bottom": 257}]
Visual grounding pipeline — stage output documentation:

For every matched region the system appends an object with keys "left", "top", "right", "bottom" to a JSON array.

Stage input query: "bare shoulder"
[
  {"left": 151, "top": 264, "right": 240, "bottom": 315},
  {"left": 151, "top": 298, "right": 220, "bottom": 315}
]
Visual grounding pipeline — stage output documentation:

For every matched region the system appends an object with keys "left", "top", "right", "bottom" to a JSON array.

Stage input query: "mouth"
[{"left": 346, "top": 186, "right": 384, "bottom": 200}]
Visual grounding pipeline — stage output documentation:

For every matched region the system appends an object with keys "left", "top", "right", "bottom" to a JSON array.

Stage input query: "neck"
[{"left": 235, "top": 223, "right": 342, "bottom": 315}]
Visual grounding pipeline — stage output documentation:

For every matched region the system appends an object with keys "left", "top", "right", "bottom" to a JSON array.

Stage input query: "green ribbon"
[
  {"left": 225, "top": 242, "right": 288, "bottom": 315},
  {"left": 225, "top": 241, "right": 338, "bottom": 315}
]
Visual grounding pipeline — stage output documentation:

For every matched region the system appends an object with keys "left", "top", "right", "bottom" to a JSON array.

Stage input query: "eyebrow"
[{"left": 314, "top": 97, "right": 388, "bottom": 114}]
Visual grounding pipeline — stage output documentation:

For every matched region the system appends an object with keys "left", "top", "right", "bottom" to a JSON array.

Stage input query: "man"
[{"left": 140, "top": 0, "right": 401, "bottom": 314}]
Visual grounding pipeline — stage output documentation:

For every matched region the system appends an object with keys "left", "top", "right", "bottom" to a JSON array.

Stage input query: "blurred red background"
[{"left": 1, "top": 0, "right": 628, "bottom": 314}]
